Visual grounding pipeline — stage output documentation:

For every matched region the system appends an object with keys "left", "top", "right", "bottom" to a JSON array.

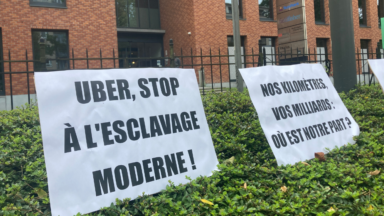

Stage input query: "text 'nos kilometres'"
[
  {"left": 240, "top": 64, "right": 360, "bottom": 166},
  {"left": 260, "top": 78, "right": 328, "bottom": 97}
]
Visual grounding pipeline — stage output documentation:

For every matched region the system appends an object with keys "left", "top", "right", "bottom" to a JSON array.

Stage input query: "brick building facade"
[
  {"left": 0, "top": 0, "right": 118, "bottom": 109},
  {"left": 162, "top": 0, "right": 382, "bottom": 74},
  {"left": 0, "top": 0, "right": 383, "bottom": 110}
]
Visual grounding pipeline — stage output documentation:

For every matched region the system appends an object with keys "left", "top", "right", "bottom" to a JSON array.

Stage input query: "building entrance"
[{"left": 118, "top": 33, "right": 163, "bottom": 68}]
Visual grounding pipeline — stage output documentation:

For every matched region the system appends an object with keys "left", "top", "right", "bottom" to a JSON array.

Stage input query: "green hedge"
[{"left": 1, "top": 85, "right": 384, "bottom": 215}]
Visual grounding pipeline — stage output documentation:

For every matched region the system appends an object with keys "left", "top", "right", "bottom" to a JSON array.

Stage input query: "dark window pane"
[
  {"left": 116, "top": 0, "right": 128, "bottom": 27},
  {"left": 379, "top": 1, "right": 381, "bottom": 27},
  {"left": 139, "top": 0, "right": 150, "bottom": 28},
  {"left": 316, "top": 39, "right": 327, "bottom": 48},
  {"left": 314, "top": 0, "right": 325, "bottom": 23},
  {"left": 227, "top": 36, "right": 245, "bottom": 47},
  {"left": 118, "top": 41, "right": 129, "bottom": 68},
  {"left": 30, "top": 0, "right": 66, "bottom": 6},
  {"left": 225, "top": 0, "right": 232, "bottom": 15},
  {"left": 128, "top": 0, "right": 139, "bottom": 27},
  {"left": 361, "top": 40, "right": 370, "bottom": 49},
  {"left": 379, "top": 0, "right": 384, "bottom": 27},
  {"left": 120, "top": 42, "right": 163, "bottom": 68},
  {"left": 259, "top": 0, "right": 273, "bottom": 20},
  {"left": 149, "top": 0, "right": 160, "bottom": 29},
  {"left": 149, "top": 0, "right": 158, "bottom": 9},
  {"left": 359, "top": 0, "right": 367, "bottom": 26},
  {"left": 148, "top": 43, "right": 162, "bottom": 67},
  {"left": 31, "top": 0, "right": 65, "bottom": 2},
  {"left": 227, "top": 36, "right": 234, "bottom": 47},
  {"left": 225, "top": 0, "right": 242, "bottom": 18},
  {"left": 139, "top": 0, "right": 148, "bottom": 8},
  {"left": 260, "top": 37, "right": 274, "bottom": 46},
  {"left": 32, "top": 31, "right": 69, "bottom": 71}
]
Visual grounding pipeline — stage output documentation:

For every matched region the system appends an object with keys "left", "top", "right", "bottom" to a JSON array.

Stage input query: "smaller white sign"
[
  {"left": 368, "top": 59, "right": 384, "bottom": 91},
  {"left": 240, "top": 64, "right": 360, "bottom": 166}
]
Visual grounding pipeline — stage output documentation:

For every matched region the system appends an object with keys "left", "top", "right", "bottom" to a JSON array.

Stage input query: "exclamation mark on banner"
[{"left": 188, "top": 149, "right": 196, "bottom": 170}]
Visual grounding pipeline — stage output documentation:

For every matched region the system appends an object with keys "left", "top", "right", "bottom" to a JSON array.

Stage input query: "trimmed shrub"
[{"left": 1, "top": 85, "right": 384, "bottom": 215}]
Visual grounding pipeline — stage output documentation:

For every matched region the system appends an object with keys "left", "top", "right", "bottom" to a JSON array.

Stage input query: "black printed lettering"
[{"left": 93, "top": 168, "right": 115, "bottom": 196}]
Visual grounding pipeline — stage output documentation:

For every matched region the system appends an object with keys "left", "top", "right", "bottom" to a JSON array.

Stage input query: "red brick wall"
[
  {"left": 160, "top": 0, "right": 382, "bottom": 80},
  {"left": 353, "top": 0, "right": 382, "bottom": 50},
  {"left": 306, "top": 0, "right": 382, "bottom": 75},
  {"left": 160, "top": 0, "right": 196, "bottom": 57},
  {"left": 352, "top": 0, "right": 382, "bottom": 75},
  {"left": 191, "top": 0, "right": 278, "bottom": 51},
  {"left": 0, "top": 0, "right": 118, "bottom": 95},
  {"left": 161, "top": 0, "right": 279, "bottom": 84},
  {"left": 305, "top": 0, "right": 331, "bottom": 49}
]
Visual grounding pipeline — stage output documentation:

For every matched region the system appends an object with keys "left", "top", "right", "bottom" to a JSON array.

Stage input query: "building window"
[
  {"left": 30, "top": 0, "right": 66, "bottom": 8},
  {"left": 32, "top": 30, "right": 69, "bottom": 71},
  {"left": 359, "top": 0, "right": 367, "bottom": 26},
  {"left": 314, "top": 0, "right": 325, "bottom": 24},
  {"left": 316, "top": 39, "right": 328, "bottom": 67},
  {"left": 225, "top": 0, "right": 243, "bottom": 19},
  {"left": 0, "top": 28, "right": 4, "bottom": 96},
  {"left": 260, "top": 37, "right": 276, "bottom": 65},
  {"left": 361, "top": 40, "right": 370, "bottom": 49},
  {"left": 259, "top": 0, "right": 273, "bottom": 20},
  {"left": 260, "top": 37, "right": 275, "bottom": 47},
  {"left": 227, "top": 36, "right": 245, "bottom": 47},
  {"left": 227, "top": 36, "right": 246, "bottom": 80},
  {"left": 360, "top": 40, "right": 370, "bottom": 74},
  {"left": 316, "top": 38, "right": 327, "bottom": 49},
  {"left": 116, "top": 0, "right": 160, "bottom": 29},
  {"left": 379, "top": 0, "right": 384, "bottom": 28}
]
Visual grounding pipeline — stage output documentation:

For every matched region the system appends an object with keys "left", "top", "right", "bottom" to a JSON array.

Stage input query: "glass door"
[{"left": 118, "top": 41, "right": 163, "bottom": 68}]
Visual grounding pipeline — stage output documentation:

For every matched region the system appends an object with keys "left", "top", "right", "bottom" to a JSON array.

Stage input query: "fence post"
[
  {"left": 377, "top": 42, "right": 381, "bottom": 59},
  {"left": 231, "top": 0, "right": 244, "bottom": 92},
  {"left": 258, "top": 39, "right": 263, "bottom": 66},
  {"left": 170, "top": 39, "right": 175, "bottom": 68},
  {"left": 8, "top": 50, "right": 13, "bottom": 110},
  {"left": 263, "top": 47, "right": 267, "bottom": 66},
  {"left": 26, "top": 50, "right": 30, "bottom": 104}
]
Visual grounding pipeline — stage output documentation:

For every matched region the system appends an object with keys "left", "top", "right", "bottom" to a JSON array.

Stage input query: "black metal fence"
[{"left": 0, "top": 41, "right": 382, "bottom": 110}]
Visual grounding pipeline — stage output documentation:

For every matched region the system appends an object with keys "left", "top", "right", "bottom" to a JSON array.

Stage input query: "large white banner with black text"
[
  {"left": 240, "top": 64, "right": 360, "bottom": 166},
  {"left": 35, "top": 68, "right": 219, "bottom": 216}
]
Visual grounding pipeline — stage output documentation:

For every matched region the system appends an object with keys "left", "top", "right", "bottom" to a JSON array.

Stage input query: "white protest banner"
[
  {"left": 34, "top": 68, "right": 219, "bottom": 216},
  {"left": 368, "top": 59, "right": 384, "bottom": 91},
  {"left": 240, "top": 64, "right": 360, "bottom": 166}
]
